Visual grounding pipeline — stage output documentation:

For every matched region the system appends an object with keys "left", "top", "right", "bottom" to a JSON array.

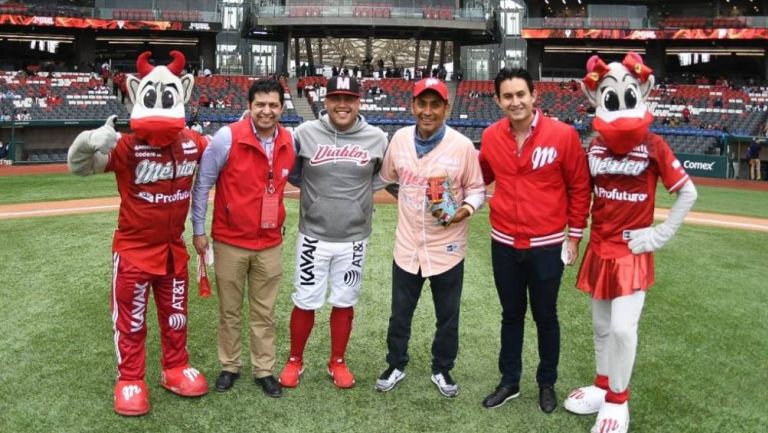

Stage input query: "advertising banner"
[
  {"left": 675, "top": 153, "right": 728, "bottom": 178},
  {"left": 522, "top": 28, "right": 768, "bottom": 41},
  {"left": 0, "top": 13, "right": 220, "bottom": 31}
]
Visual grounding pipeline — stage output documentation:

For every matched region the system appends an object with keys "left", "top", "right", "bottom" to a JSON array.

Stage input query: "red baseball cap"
[{"left": 413, "top": 78, "right": 449, "bottom": 101}]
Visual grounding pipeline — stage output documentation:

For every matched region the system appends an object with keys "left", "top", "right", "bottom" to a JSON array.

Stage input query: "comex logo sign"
[{"left": 683, "top": 160, "right": 716, "bottom": 171}]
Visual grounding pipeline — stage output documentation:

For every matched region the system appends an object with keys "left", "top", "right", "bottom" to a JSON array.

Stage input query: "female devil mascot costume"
[{"left": 563, "top": 52, "right": 697, "bottom": 433}]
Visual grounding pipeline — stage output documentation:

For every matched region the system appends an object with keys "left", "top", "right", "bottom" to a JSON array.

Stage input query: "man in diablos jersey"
[
  {"left": 563, "top": 53, "right": 697, "bottom": 433},
  {"left": 278, "top": 75, "right": 388, "bottom": 389}
]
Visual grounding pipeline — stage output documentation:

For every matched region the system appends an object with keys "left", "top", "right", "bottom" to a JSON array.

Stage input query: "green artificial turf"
[
  {"left": 0, "top": 202, "right": 766, "bottom": 433},
  {"left": 0, "top": 172, "right": 117, "bottom": 205}
]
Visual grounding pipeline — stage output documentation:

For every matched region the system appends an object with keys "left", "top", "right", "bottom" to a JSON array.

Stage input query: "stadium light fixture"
[
  {"left": 149, "top": 41, "right": 198, "bottom": 46},
  {"left": 95, "top": 36, "right": 199, "bottom": 45},
  {"left": 545, "top": 46, "right": 646, "bottom": 54},
  {"left": 0, "top": 33, "right": 74, "bottom": 42},
  {"left": 666, "top": 47, "right": 764, "bottom": 56},
  {"left": 8, "top": 38, "right": 73, "bottom": 44}
]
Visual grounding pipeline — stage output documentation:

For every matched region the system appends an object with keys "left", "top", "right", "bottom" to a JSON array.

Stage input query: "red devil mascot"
[
  {"left": 68, "top": 51, "right": 209, "bottom": 416},
  {"left": 562, "top": 53, "right": 698, "bottom": 433}
]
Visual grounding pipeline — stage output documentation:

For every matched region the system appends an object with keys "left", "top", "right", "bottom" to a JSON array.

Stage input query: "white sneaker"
[
  {"left": 431, "top": 372, "right": 458, "bottom": 398},
  {"left": 375, "top": 366, "right": 405, "bottom": 392},
  {"left": 590, "top": 401, "right": 629, "bottom": 433},
  {"left": 564, "top": 385, "right": 607, "bottom": 415}
]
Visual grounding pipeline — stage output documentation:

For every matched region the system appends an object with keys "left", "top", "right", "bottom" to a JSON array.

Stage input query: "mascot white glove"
[
  {"left": 627, "top": 224, "right": 675, "bottom": 254},
  {"left": 88, "top": 114, "right": 119, "bottom": 154},
  {"left": 68, "top": 115, "right": 118, "bottom": 176},
  {"left": 627, "top": 180, "right": 697, "bottom": 254}
]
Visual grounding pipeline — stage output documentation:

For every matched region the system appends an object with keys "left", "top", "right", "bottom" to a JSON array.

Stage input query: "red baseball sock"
[
  {"left": 289, "top": 306, "right": 315, "bottom": 360},
  {"left": 330, "top": 306, "right": 354, "bottom": 360},
  {"left": 606, "top": 387, "right": 630, "bottom": 404},
  {"left": 594, "top": 374, "right": 610, "bottom": 390}
]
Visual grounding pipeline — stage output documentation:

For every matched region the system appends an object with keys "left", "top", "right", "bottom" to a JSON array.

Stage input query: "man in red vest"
[{"left": 191, "top": 78, "right": 295, "bottom": 397}]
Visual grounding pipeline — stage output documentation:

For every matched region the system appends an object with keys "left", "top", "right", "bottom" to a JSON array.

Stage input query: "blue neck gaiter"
[{"left": 414, "top": 124, "right": 446, "bottom": 158}]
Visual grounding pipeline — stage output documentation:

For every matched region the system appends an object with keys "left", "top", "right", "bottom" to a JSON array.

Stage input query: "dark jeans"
[
  {"left": 491, "top": 240, "right": 564, "bottom": 387},
  {"left": 385, "top": 260, "right": 464, "bottom": 374}
]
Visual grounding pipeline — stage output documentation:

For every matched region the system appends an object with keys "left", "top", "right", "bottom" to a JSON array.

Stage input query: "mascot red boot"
[
  {"left": 68, "top": 51, "right": 209, "bottom": 416},
  {"left": 563, "top": 53, "right": 698, "bottom": 433}
]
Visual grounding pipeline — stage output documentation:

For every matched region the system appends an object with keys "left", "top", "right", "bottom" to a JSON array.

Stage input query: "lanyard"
[{"left": 267, "top": 166, "right": 276, "bottom": 194}]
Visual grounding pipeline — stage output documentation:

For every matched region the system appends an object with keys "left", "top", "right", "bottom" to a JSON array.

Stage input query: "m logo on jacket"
[{"left": 532, "top": 146, "right": 558, "bottom": 170}]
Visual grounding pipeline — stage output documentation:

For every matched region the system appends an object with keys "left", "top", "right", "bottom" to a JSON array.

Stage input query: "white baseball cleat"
[
  {"left": 564, "top": 385, "right": 607, "bottom": 415},
  {"left": 590, "top": 401, "right": 629, "bottom": 433}
]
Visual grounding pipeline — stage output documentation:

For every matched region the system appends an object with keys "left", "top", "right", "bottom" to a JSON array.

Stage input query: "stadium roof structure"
[{"left": 242, "top": 4, "right": 500, "bottom": 46}]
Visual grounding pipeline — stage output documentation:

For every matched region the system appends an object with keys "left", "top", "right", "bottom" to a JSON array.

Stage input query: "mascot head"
[
  {"left": 581, "top": 52, "right": 655, "bottom": 154},
  {"left": 126, "top": 51, "right": 193, "bottom": 147}
]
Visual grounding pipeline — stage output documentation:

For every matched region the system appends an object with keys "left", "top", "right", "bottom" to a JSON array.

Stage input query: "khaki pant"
[
  {"left": 749, "top": 158, "right": 762, "bottom": 180},
  {"left": 214, "top": 241, "right": 282, "bottom": 378}
]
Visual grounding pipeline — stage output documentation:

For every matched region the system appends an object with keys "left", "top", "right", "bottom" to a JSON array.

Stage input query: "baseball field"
[{"left": 0, "top": 169, "right": 766, "bottom": 433}]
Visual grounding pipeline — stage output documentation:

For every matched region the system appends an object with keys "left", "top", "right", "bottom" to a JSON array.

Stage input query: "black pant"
[
  {"left": 385, "top": 260, "right": 464, "bottom": 374},
  {"left": 491, "top": 240, "right": 564, "bottom": 387}
]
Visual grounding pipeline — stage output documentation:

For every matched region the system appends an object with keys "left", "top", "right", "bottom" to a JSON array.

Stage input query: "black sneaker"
[
  {"left": 539, "top": 384, "right": 557, "bottom": 413},
  {"left": 431, "top": 371, "right": 458, "bottom": 397},
  {"left": 375, "top": 366, "right": 406, "bottom": 392},
  {"left": 482, "top": 384, "right": 520, "bottom": 408}
]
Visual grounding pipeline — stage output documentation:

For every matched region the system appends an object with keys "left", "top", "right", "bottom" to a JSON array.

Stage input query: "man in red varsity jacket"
[{"left": 478, "top": 67, "right": 591, "bottom": 413}]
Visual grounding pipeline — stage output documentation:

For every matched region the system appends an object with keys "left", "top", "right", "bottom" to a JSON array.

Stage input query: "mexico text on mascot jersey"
[
  {"left": 127, "top": 50, "right": 192, "bottom": 147},
  {"left": 581, "top": 52, "right": 654, "bottom": 155}
]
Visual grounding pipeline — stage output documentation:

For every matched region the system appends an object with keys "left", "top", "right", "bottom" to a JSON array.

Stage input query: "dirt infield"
[{"left": 1, "top": 163, "right": 767, "bottom": 232}]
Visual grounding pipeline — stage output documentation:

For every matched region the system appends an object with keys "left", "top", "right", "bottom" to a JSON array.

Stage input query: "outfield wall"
[{"left": 0, "top": 120, "right": 130, "bottom": 162}]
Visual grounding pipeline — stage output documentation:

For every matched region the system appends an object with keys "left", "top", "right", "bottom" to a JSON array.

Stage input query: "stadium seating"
[
  {"left": 311, "top": 78, "right": 414, "bottom": 122},
  {"left": 289, "top": 6, "right": 322, "bottom": 17},
  {"left": 659, "top": 17, "right": 709, "bottom": 28},
  {"left": 5, "top": 69, "right": 763, "bottom": 161},
  {"left": 422, "top": 7, "right": 454, "bottom": 21},
  {"left": 353, "top": 6, "right": 392, "bottom": 18},
  {"left": 113, "top": 9, "right": 155, "bottom": 21},
  {"left": 0, "top": 71, "right": 130, "bottom": 122},
  {"left": 712, "top": 17, "right": 747, "bottom": 28},
  {"left": 450, "top": 79, "right": 768, "bottom": 155},
  {"left": 190, "top": 75, "right": 301, "bottom": 126},
  {"left": 160, "top": 10, "right": 203, "bottom": 22}
]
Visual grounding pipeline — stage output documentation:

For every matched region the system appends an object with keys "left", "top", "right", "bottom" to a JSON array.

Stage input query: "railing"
[
  {"left": 0, "top": 4, "right": 221, "bottom": 23},
  {"left": 254, "top": 5, "right": 487, "bottom": 22},
  {"left": 523, "top": 15, "right": 768, "bottom": 30}
]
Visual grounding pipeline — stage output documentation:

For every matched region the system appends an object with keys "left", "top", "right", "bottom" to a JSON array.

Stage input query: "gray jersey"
[{"left": 289, "top": 112, "right": 388, "bottom": 242}]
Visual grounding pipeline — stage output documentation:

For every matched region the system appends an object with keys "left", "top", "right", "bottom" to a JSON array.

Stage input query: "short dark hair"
[
  {"left": 493, "top": 67, "right": 534, "bottom": 97},
  {"left": 248, "top": 78, "right": 284, "bottom": 106}
]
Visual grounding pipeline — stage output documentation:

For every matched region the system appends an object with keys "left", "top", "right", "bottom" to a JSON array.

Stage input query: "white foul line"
[{"left": 0, "top": 204, "right": 120, "bottom": 218}]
